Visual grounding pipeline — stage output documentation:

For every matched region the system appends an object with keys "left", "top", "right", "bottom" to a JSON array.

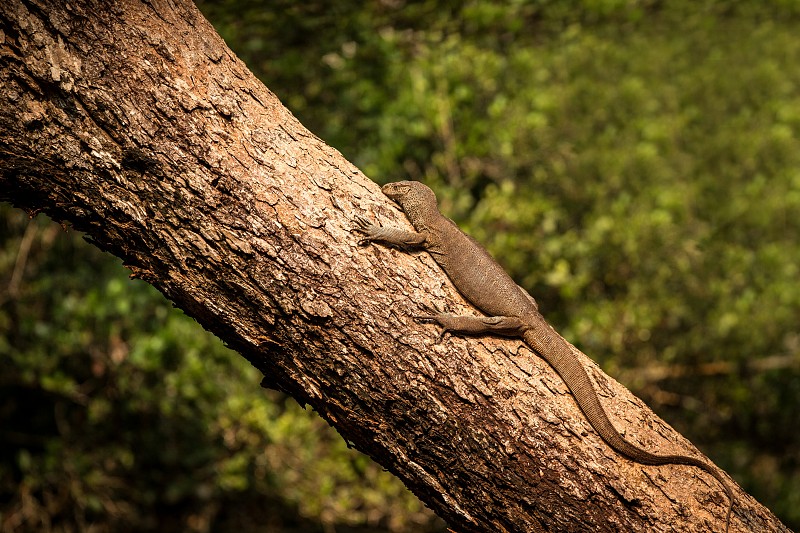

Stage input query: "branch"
[{"left": 0, "top": 1, "right": 789, "bottom": 531}]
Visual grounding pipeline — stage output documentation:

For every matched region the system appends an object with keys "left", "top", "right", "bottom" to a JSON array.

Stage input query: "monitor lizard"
[{"left": 355, "top": 180, "right": 733, "bottom": 532}]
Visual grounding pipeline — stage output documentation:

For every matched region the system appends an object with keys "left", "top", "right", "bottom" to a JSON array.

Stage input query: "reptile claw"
[
  {"left": 413, "top": 315, "right": 450, "bottom": 343},
  {"left": 353, "top": 215, "right": 381, "bottom": 245},
  {"left": 354, "top": 215, "right": 382, "bottom": 231},
  {"left": 353, "top": 215, "right": 373, "bottom": 229}
]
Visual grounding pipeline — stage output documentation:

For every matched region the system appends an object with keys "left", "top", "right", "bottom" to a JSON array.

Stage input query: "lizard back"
[{"left": 425, "top": 215, "right": 539, "bottom": 319}]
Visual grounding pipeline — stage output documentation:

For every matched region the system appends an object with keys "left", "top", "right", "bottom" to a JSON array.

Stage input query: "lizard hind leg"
[{"left": 415, "top": 314, "right": 529, "bottom": 338}]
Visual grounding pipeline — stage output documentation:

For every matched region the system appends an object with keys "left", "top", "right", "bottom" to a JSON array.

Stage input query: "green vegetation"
[{"left": 2, "top": 0, "right": 799, "bottom": 530}]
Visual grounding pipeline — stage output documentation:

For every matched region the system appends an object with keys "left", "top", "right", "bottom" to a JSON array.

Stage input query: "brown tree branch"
[{"left": 0, "top": 1, "right": 789, "bottom": 531}]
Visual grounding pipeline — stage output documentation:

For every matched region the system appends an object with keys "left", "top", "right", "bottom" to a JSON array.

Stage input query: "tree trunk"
[{"left": 0, "top": 1, "right": 788, "bottom": 532}]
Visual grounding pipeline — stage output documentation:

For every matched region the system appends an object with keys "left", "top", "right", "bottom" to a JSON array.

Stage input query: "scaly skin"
[{"left": 356, "top": 180, "right": 733, "bottom": 532}]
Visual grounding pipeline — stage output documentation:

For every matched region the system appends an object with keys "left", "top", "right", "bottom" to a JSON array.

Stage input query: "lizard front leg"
[{"left": 354, "top": 215, "right": 427, "bottom": 247}]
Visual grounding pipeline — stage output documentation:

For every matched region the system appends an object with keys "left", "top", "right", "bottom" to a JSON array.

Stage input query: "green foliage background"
[{"left": 2, "top": 1, "right": 799, "bottom": 531}]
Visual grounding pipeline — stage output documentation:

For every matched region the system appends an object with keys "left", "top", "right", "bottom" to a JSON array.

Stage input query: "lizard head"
[{"left": 381, "top": 181, "right": 437, "bottom": 212}]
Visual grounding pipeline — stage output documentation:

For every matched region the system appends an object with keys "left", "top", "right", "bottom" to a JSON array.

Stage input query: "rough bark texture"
[{"left": 0, "top": 1, "right": 789, "bottom": 532}]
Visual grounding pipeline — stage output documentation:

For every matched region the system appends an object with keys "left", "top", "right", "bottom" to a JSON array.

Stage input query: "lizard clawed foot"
[
  {"left": 409, "top": 306, "right": 445, "bottom": 342},
  {"left": 353, "top": 215, "right": 382, "bottom": 245},
  {"left": 413, "top": 313, "right": 453, "bottom": 343},
  {"left": 354, "top": 214, "right": 376, "bottom": 230},
  {"left": 412, "top": 303, "right": 445, "bottom": 324}
]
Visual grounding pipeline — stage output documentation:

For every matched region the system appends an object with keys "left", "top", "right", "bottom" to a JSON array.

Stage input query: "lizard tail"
[{"left": 522, "top": 326, "right": 734, "bottom": 533}]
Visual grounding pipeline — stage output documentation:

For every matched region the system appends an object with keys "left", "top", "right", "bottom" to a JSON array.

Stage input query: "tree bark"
[{"left": 0, "top": 1, "right": 788, "bottom": 532}]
